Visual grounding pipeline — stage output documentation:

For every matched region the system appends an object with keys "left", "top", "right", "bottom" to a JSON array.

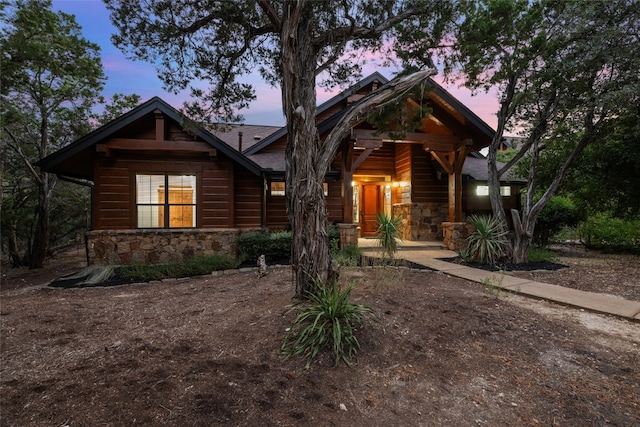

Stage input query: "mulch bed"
[{"left": 440, "top": 257, "right": 568, "bottom": 272}]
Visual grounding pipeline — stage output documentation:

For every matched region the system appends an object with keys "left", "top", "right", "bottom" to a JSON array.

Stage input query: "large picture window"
[{"left": 136, "top": 174, "right": 196, "bottom": 228}]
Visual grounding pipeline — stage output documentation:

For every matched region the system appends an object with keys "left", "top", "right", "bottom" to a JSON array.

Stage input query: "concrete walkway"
[{"left": 358, "top": 239, "right": 640, "bottom": 322}]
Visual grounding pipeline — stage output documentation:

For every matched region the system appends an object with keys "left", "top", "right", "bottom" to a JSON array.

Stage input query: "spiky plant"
[
  {"left": 375, "top": 211, "right": 403, "bottom": 260},
  {"left": 281, "top": 278, "right": 375, "bottom": 368},
  {"left": 464, "top": 214, "right": 509, "bottom": 265}
]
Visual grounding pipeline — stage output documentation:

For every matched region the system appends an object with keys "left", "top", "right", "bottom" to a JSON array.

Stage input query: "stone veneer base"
[{"left": 86, "top": 228, "right": 262, "bottom": 265}]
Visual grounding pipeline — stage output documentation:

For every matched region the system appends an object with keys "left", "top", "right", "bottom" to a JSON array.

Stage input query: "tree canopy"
[
  {"left": 448, "top": 0, "right": 640, "bottom": 261},
  {"left": 0, "top": 1, "right": 140, "bottom": 267}
]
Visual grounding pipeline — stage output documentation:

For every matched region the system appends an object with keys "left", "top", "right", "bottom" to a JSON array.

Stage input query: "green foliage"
[
  {"left": 580, "top": 214, "right": 640, "bottom": 254},
  {"left": 119, "top": 254, "right": 239, "bottom": 282},
  {"left": 375, "top": 212, "right": 403, "bottom": 260},
  {"left": 1, "top": 0, "right": 105, "bottom": 267},
  {"left": 463, "top": 215, "right": 508, "bottom": 265},
  {"left": 281, "top": 279, "right": 375, "bottom": 368},
  {"left": 449, "top": 0, "right": 640, "bottom": 263},
  {"left": 366, "top": 85, "right": 433, "bottom": 140},
  {"left": 496, "top": 148, "right": 519, "bottom": 164},
  {"left": 549, "top": 105, "right": 640, "bottom": 220},
  {"left": 527, "top": 247, "right": 559, "bottom": 263},
  {"left": 533, "top": 196, "right": 580, "bottom": 247},
  {"left": 236, "top": 231, "right": 292, "bottom": 262},
  {"left": 333, "top": 245, "right": 363, "bottom": 268},
  {"left": 327, "top": 224, "right": 341, "bottom": 254},
  {"left": 91, "top": 93, "right": 141, "bottom": 127},
  {"left": 481, "top": 274, "right": 505, "bottom": 300}
]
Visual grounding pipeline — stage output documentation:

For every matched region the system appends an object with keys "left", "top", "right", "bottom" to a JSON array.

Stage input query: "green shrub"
[
  {"left": 119, "top": 253, "right": 238, "bottom": 282},
  {"left": 527, "top": 247, "right": 559, "bottom": 263},
  {"left": 375, "top": 211, "right": 403, "bottom": 260},
  {"left": 580, "top": 213, "right": 640, "bottom": 254},
  {"left": 328, "top": 224, "right": 341, "bottom": 254},
  {"left": 281, "top": 278, "right": 376, "bottom": 368},
  {"left": 333, "top": 244, "right": 362, "bottom": 267},
  {"left": 463, "top": 215, "right": 509, "bottom": 265},
  {"left": 236, "top": 231, "right": 292, "bottom": 262},
  {"left": 534, "top": 196, "right": 581, "bottom": 246}
]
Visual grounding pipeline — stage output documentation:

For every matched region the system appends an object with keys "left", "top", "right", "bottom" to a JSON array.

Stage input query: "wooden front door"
[{"left": 360, "top": 184, "right": 381, "bottom": 237}]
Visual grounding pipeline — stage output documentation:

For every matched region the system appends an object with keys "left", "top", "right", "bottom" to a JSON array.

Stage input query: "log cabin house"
[{"left": 38, "top": 73, "right": 521, "bottom": 265}]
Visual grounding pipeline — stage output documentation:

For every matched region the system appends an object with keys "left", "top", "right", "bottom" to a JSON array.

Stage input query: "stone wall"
[
  {"left": 86, "top": 228, "right": 261, "bottom": 265},
  {"left": 393, "top": 202, "right": 449, "bottom": 241},
  {"left": 442, "top": 222, "right": 474, "bottom": 251},
  {"left": 336, "top": 223, "right": 359, "bottom": 248}
]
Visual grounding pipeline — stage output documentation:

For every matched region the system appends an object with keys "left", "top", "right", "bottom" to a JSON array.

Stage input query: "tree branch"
[
  {"left": 317, "top": 68, "right": 437, "bottom": 174},
  {"left": 3, "top": 127, "right": 43, "bottom": 185},
  {"left": 256, "top": 0, "right": 282, "bottom": 32},
  {"left": 312, "top": 6, "right": 424, "bottom": 48}
]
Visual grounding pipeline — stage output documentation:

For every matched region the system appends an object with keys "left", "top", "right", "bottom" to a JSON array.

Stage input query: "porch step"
[{"left": 358, "top": 239, "right": 448, "bottom": 251}]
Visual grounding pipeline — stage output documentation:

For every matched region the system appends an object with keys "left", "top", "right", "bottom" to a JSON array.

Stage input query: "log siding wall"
[{"left": 93, "top": 153, "right": 262, "bottom": 230}]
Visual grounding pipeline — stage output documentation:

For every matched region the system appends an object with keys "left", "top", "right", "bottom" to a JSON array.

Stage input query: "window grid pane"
[{"left": 136, "top": 174, "right": 196, "bottom": 229}]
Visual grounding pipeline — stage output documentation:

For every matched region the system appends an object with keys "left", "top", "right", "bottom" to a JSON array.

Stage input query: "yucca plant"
[
  {"left": 281, "top": 278, "right": 375, "bottom": 368},
  {"left": 464, "top": 214, "right": 509, "bottom": 265},
  {"left": 375, "top": 211, "right": 403, "bottom": 260}
]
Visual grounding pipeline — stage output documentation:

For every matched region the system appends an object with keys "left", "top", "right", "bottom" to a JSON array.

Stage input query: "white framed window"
[
  {"left": 476, "top": 185, "right": 511, "bottom": 197},
  {"left": 270, "top": 181, "right": 286, "bottom": 196},
  {"left": 136, "top": 174, "right": 196, "bottom": 228}
]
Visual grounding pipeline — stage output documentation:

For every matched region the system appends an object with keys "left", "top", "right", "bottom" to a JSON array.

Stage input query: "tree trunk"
[
  {"left": 29, "top": 173, "right": 52, "bottom": 269},
  {"left": 511, "top": 209, "right": 533, "bottom": 263},
  {"left": 280, "top": 3, "right": 332, "bottom": 298}
]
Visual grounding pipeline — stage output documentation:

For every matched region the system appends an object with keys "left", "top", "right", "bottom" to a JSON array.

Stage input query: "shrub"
[
  {"left": 236, "top": 231, "right": 292, "bottom": 262},
  {"left": 120, "top": 253, "right": 238, "bottom": 282},
  {"left": 375, "top": 211, "right": 403, "bottom": 260},
  {"left": 333, "top": 244, "right": 362, "bottom": 267},
  {"left": 281, "top": 278, "right": 376, "bottom": 368},
  {"left": 580, "top": 213, "right": 640, "bottom": 254},
  {"left": 463, "top": 215, "right": 509, "bottom": 265},
  {"left": 527, "top": 247, "right": 559, "bottom": 263},
  {"left": 327, "top": 224, "right": 341, "bottom": 254},
  {"left": 534, "top": 196, "right": 580, "bottom": 246}
]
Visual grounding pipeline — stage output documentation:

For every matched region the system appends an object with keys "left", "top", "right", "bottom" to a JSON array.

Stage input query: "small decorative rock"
[{"left": 257, "top": 254, "right": 268, "bottom": 277}]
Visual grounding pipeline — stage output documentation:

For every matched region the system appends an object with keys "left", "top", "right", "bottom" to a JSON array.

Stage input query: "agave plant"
[
  {"left": 375, "top": 211, "right": 403, "bottom": 260},
  {"left": 281, "top": 277, "right": 375, "bottom": 368},
  {"left": 464, "top": 214, "right": 509, "bottom": 265}
]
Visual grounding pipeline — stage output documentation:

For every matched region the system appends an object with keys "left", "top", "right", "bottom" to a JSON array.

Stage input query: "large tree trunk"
[
  {"left": 280, "top": 3, "right": 332, "bottom": 298},
  {"left": 511, "top": 209, "right": 534, "bottom": 263}
]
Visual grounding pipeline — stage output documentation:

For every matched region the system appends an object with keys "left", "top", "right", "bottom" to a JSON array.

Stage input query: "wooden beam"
[
  {"left": 106, "top": 138, "right": 214, "bottom": 154},
  {"left": 429, "top": 151, "right": 454, "bottom": 175},
  {"left": 353, "top": 147, "right": 375, "bottom": 170},
  {"left": 352, "top": 128, "right": 467, "bottom": 152},
  {"left": 154, "top": 109, "right": 165, "bottom": 141},
  {"left": 342, "top": 139, "right": 354, "bottom": 223},
  {"left": 448, "top": 171, "right": 463, "bottom": 222},
  {"left": 429, "top": 148, "right": 468, "bottom": 222},
  {"left": 354, "top": 138, "right": 383, "bottom": 149}
]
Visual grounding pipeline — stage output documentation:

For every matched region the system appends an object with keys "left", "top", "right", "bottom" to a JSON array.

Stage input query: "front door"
[{"left": 360, "top": 184, "right": 382, "bottom": 237}]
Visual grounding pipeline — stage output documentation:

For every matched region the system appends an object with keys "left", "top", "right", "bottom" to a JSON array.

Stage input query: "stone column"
[
  {"left": 442, "top": 222, "right": 474, "bottom": 251},
  {"left": 336, "top": 223, "right": 360, "bottom": 249}
]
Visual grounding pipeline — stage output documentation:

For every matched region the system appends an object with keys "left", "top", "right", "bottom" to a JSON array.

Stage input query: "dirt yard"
[{"left": 1, "top": 246, "right": 639, "bottom": 426}]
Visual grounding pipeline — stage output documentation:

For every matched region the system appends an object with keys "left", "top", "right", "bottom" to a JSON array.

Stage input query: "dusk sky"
[{"left": 51, "top": 0, "right": 501, "bottom": 130}]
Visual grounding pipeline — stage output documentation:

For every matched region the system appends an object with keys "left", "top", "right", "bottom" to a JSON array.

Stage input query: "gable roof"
[
  {"left": 206, "top": 123, "right": 281, "bottom": 152},
  {"left": 37, "top": 97, "right": 263, "bottom": 179},
  {"left": 244, "top": 72, "right": 390, "bottom": 156},
  {"left": 245, "top": 73, "right": 495, "bottom": 160}
]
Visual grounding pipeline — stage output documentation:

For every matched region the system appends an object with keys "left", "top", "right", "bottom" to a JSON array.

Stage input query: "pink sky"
[{"left": 51, "top": 0, "right": 500, "bottom": 130}]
